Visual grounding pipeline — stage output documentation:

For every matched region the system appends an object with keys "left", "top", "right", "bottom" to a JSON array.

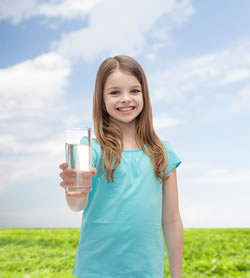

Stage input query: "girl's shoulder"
[
  {"left": 161, "top": 139, "right": 179, "bottom": 156},
  {"left": 92, "top": 137, "right": 98, "bottom": 145},
  {"left": 92, "top": 137, "right": 100, "bottom": 146},
  {"left": 160, "top": 139, "right": 182, "bottom": 173},
  {"left": 161, "top": 139, "right": 173, "bottom": 151}
]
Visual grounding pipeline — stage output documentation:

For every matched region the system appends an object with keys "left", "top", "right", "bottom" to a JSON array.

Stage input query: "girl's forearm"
[{"left": 162, "top": 220, "right": 184, "bottom": 278}]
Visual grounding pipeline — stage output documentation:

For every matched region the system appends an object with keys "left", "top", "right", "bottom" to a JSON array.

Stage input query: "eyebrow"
[{"left": 106, "top": 85, "right": 141, "bottom": 91}]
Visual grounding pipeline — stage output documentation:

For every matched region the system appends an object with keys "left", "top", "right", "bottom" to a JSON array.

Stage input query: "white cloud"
[
  {"left": 1, "top": 0, "right": 195, "bottom": 63},
  {"left": 153, "top": 114, "right": 182, "bottom": 129},
  {"left": 0, "top": 0, "right": 103, "bottom": 24},
  {"left": 0, "top": 52, "right": 73, "bottom": 193},
  {"left": 63, "top": 114, "right": 84, "bottom": 128},
  {"left": 179, "top": 163, "right": 211, "bottom": 169},
  {"left": 170, "top": 0, "right": 195, "bottom": 24},
  {"left": 0, "top": 52, "right": 71, "bottom": 120},
  {"left": 36, "top": 0, "right": 102, "bottom": 18},
  {"left": 0, "top": 134, "right": 64, "bottom": 155},
  {"left": 222, "top": 68, "right": 250, "bottom": 84},
  {"left": 232, "top": 85, "right": 250, "bottom": 113},
  {"left": 146, "top": 53, "right": 157, "bottom": 62},
  {"left": 180, "top": 165, "right": 250, "bottom": 227},
  {"left": 183, "top": 167, "right": 250, "bottom": 186},
  {"left": 0, "top": 136, "right": 65, "bottom": 193},
  {"left": 182, "top": 205, "right": 247, "bottom": 228},
  {"left": 150, "top": 40, "right": 250, "bottom": 104},
  {"left": 55, "top": 0, "right": 194, "bottom": 62},
  {"left": 0, "top": 0, "right": 36, "bottom": 24}
]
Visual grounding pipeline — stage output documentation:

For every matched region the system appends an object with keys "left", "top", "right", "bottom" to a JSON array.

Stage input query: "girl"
[{"left": 59, "top": 55, "right": 183, "bottom": 278}]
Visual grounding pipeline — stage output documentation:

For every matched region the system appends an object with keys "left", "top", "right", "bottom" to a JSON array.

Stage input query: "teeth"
[{"left": 118, "top": 107, "right": 133, "bottom": 111}]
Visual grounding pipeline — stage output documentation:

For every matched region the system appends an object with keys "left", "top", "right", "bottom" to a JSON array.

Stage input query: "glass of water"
[{"left": 65, "top": 128, "right": 92, "bottom": 193}]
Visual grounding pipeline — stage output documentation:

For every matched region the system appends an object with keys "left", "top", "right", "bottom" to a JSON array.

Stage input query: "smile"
[{"left": 117, "top": 106, "right": 135, "bottom": 112}]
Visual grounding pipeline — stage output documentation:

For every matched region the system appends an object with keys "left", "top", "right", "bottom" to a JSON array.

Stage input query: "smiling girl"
[{"left": 59, "top": 55, "right": 183, "bottom": 278}]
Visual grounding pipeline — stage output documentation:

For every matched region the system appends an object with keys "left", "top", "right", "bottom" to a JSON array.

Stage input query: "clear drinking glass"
[{"left": 65, "top": 128, "right": 92, "bottom": 193}]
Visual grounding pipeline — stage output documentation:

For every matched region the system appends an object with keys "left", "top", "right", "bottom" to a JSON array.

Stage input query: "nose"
[{"left": 120, "top": 92, "right": 131, "bottom": 103}]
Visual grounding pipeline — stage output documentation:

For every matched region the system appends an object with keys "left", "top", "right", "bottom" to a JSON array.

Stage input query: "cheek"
[
  {"left": 103, "top": 97, "right": 114, "bottom": 114},
  {"left": 103, "top": 95, "right": 109, "bottom": 108}
]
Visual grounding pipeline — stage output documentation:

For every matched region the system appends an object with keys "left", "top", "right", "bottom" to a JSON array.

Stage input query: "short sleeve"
[{"left": 162, "top": 140, "right": 182, "bottom": 174}]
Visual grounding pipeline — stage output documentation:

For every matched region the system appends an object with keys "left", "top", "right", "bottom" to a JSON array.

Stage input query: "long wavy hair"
[{"left": 93, "top": 55, "right": 169, "bottom": 183}]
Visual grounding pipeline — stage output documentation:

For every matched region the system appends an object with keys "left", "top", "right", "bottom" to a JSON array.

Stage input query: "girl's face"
[{"left": 103, "top": 70, "right": 143, "bottom": 129}]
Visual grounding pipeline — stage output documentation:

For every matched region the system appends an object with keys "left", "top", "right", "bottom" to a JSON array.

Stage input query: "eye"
[
  {"left": 131, "top": 89, "right": 140, "bottom": 94},
  {"left": 110, "top": 90, "right": 119, "bottom": 95}
]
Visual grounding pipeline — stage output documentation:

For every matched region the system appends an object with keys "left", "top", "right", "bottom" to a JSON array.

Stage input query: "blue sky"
[{"left": 0, "top": 0, "right": 249, "bottom": 228}]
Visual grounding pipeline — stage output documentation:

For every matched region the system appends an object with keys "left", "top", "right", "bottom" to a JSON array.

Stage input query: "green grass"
[
  {"left": 181, "top": 228, "right": 249, "bottom": 278},
  {"left": 0, "top": 228, "right": 249, "bottom": 277}
]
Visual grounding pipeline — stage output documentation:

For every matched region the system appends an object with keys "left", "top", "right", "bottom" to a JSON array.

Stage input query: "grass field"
[{"left": 0, "top": 228, "right": 249, "bottom": 277}]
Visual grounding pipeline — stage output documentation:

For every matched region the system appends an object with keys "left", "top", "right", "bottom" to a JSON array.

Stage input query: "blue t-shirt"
[{"left": 73, "top": 138, "right": 182, "bottom": 278}]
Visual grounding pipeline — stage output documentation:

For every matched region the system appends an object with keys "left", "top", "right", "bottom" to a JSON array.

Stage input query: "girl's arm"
[{"left": 162, "top": 167, "right": 184, "bottom": 278}]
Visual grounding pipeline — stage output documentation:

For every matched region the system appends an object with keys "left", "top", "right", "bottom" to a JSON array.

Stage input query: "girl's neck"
[
  {"left": 109, "top": 120, "right": 139, "bottom": 150},
  {"left": 119, "top": 124, "right": 140, "bottom": 150}
]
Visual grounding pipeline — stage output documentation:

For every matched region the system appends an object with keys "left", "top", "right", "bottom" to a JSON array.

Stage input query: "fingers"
[
  {"left": 60, "top": 180, "right": 75, "bottom": 189},
  {"left": 59, "top": 162, "right": 78, "bottom": 175},
  {"left": 62, "top": 169, "right": 96, "bottom": 179},
  {"left": 59, "top": 168, "right": 77, "bottom": 181},
  {"left": 60, "top": 181, "right": 66, "bottom": 189},
  {"left": 91, "top": 167, "right": 97, "bottom": 176},
  {"left": 64, "top": 168, "right": 77, "bottom": 176},
  {"left": 59, "top": 162, "right": 68, "bottom": 170},
  {"left": 59, "top": 163, "right": 96, "bottom": 177},
  {"left": 59, "top": 164, "right": 96, "bottom": 195}
]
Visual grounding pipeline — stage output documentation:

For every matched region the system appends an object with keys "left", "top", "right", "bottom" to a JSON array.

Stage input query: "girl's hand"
[{"left": 59, "top": 162, "right": 97, "bottom": 197}]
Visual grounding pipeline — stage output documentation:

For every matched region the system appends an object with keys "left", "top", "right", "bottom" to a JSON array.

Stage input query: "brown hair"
[{"left": 93, "top": 55, "right": 169, "bottom": 183}]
